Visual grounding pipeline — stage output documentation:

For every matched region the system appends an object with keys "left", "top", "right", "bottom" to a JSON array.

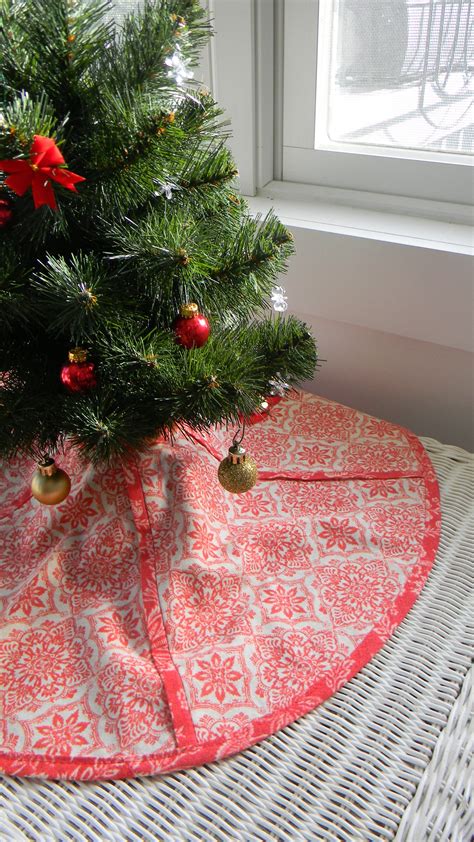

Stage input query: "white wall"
[
  {"left": 283, "top": 225, "right": 473, "bottom": 451},
  {"left": 295, "top": 311, "right": 473, "bottom": 451}
]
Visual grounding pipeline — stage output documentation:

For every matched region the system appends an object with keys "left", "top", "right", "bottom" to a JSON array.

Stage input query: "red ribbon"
[{"left": 0, "top": 135, "right": 85, "bottom": 210}]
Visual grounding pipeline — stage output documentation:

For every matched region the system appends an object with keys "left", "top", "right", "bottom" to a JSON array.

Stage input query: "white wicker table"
[{"left": 0, "top": 437, "right": 472, "bottom": 842}]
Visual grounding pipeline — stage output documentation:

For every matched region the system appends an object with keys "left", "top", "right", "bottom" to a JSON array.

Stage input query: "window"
[
  {"left": 316, "top": 0, "right": 473, "bottom": 158},
  {"left": 281, "top": 0, "right": 473, "bottom": 206}
]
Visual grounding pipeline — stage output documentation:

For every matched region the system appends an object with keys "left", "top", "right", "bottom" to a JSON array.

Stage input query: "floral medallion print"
[
  {"left": 360, "top": 479, "right": 402, "bottom": 501},
  {"left": 315, "top": 559, "right": 400, "bottom": 627},
  {"left": 294, "top": 443, "right": 338, "bottom": 467},
  {"left": 57, "top": 488, "right": 99, "bottom": 531},
  {"left": 238, "top": 428, "right": 289, "bottom": 469},
  {"left": 170, "top": 449, "right": 228, "bottom": 523},
  {"left": 6, "top": 574, "right": 51, "bottom": 619},
  {"left": 0, "top": 389, "right": 440, "bottom": 780},
  {"left": 280, "top": 481, "right": 360, "bottom": 516},
  {"left": 203, "top": 713, "right": 256, "bottom": 759},
  {"left": 94, "top": 606, "right": 142, "bottom": 649},
  {"left": 361, "top": 417, "right": 402, "bottom": 440},
  {"left": 292, "top": 401, "right": 358, "bottom": 440},
  {"left": 146, "top": 505, "right": 180, "bottom": 572},
  {"left": 55, "top": 517, "right": 138, "bottom": 610},
  {"left": 190, "top": 651, "right": 250, "bottom": 708},
  {"left": 345, "top": 443, "right": 416, "bottom": 473},
  {"left": 165, "top": 567, "right": 250, "bottom": 651},
  {"left": 236, "top": 522, "right": 312, "bottom": 577},
  {"left": 95, "top": 464, "right": 131, "bottom": 515},
  {"left": 232, "top": 491, "right": 274, "bottom": 518},
  {"left": 364, "top": 504, "right": 425, "bottom": 539},
  {"left": 259, "top": 582, "right": 311, "bottom": 622},
  {"left": 0, "top": 620, "right": 92, "bottom": 716},
  {"left": 0, "top": 515, "right": 52, "bottom": 593},
  {"left": 56, "top": 448, "right": 83, "bottom": 480},
  {"left": 196, "top": 712, "right": 253, "bottom": 750},
  {"left": 0, "top": 455, "right": 33, "bottom": 509},
  {"left": 186, "top": 518, "right": 222, "bottom": 564},
  {"left": 95, "top": 654, "right": 173, "bottom": 750},
  {"left": 133, "top": 453, "right": 165, "bottom": 493},
  {"left": 364, "top": 504, "right": 426, "bottom": 560},
  {"left": 254, "top": 629, "right": 346, "bottom": 707},
  {"left": 317, "top": 516, "right": 361, "bottom": 552},
  {"left": 32, "top": 710, "right": 90, "bottom": 755},
  {"left": 0, "top": 730, "right": 19, "bottom": 755}
]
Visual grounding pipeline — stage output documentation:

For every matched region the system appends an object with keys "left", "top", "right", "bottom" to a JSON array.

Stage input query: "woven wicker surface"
[{"left": 0, "top": 436, "right": 472, "bottom": 841}]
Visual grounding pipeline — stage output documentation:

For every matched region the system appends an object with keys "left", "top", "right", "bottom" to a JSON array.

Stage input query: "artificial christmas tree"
[
  {"left": 0, "top": 0, "right": 317, "bottom": 486},
  {"left": 0, "top": 0, "right": 440, "bottom": 782}
]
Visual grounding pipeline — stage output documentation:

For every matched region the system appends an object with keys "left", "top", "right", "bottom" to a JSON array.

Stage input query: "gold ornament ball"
[
  {"left": 218, "top": 444, "right": 257, "bottom": 494},
  {"left": 31, "top": 458, "right": 71, "bottom": 505}
]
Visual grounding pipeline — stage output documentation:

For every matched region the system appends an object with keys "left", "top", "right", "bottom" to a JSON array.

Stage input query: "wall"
[
  {"left": 283, "top": 226, "right": 474, "bottom": 450},
  {"left": 295, "top": 311, "right": 473, "bottom": 450}
]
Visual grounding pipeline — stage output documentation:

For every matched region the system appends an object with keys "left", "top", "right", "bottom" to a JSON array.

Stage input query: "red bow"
[{"left": 0, "top": 135, "right": 85, "bottom": 210}]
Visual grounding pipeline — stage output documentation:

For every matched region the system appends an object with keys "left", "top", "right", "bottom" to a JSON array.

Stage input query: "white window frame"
[{"left": 198, "top": 0, "right": 275, "bottom": 196}]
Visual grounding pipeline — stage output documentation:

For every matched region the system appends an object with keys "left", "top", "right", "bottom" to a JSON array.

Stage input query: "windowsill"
[{"left": 246, "top": 181, "right": 473, "bottom": 256}]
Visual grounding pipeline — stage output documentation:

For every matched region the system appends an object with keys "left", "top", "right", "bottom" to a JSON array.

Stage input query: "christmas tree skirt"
[{"left": 0, "top": 391, "right": 440, "bottom": 780}]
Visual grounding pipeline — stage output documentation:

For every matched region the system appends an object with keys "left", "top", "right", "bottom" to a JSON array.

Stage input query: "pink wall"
[{"left": 296, "top": 312, "right": 474, "bottom": 451}]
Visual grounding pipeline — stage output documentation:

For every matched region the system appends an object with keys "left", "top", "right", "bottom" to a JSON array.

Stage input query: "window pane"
[{"left": 317, "top": 0, "right": 474, "bottom": 156}]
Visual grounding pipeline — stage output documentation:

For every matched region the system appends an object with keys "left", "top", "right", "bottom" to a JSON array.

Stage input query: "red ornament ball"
[
  {"left": 174, "top": 303, "right": 210, "bottom": 349},
  {"left": 0, "top": 197, "right": 13, "bottom": 228},
  {"left": 60, "top": 348, "right": 97, "bottom": 394}
]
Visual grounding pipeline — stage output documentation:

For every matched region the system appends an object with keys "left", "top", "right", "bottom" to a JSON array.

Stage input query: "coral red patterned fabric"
[{"left": 0, "top": 392, "right": 440, "bottom": 780}]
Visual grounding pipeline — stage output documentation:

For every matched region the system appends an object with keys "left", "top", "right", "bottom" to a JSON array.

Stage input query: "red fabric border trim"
[{"left": 126, "top": 459, "right": 197, "bottom": 749}]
